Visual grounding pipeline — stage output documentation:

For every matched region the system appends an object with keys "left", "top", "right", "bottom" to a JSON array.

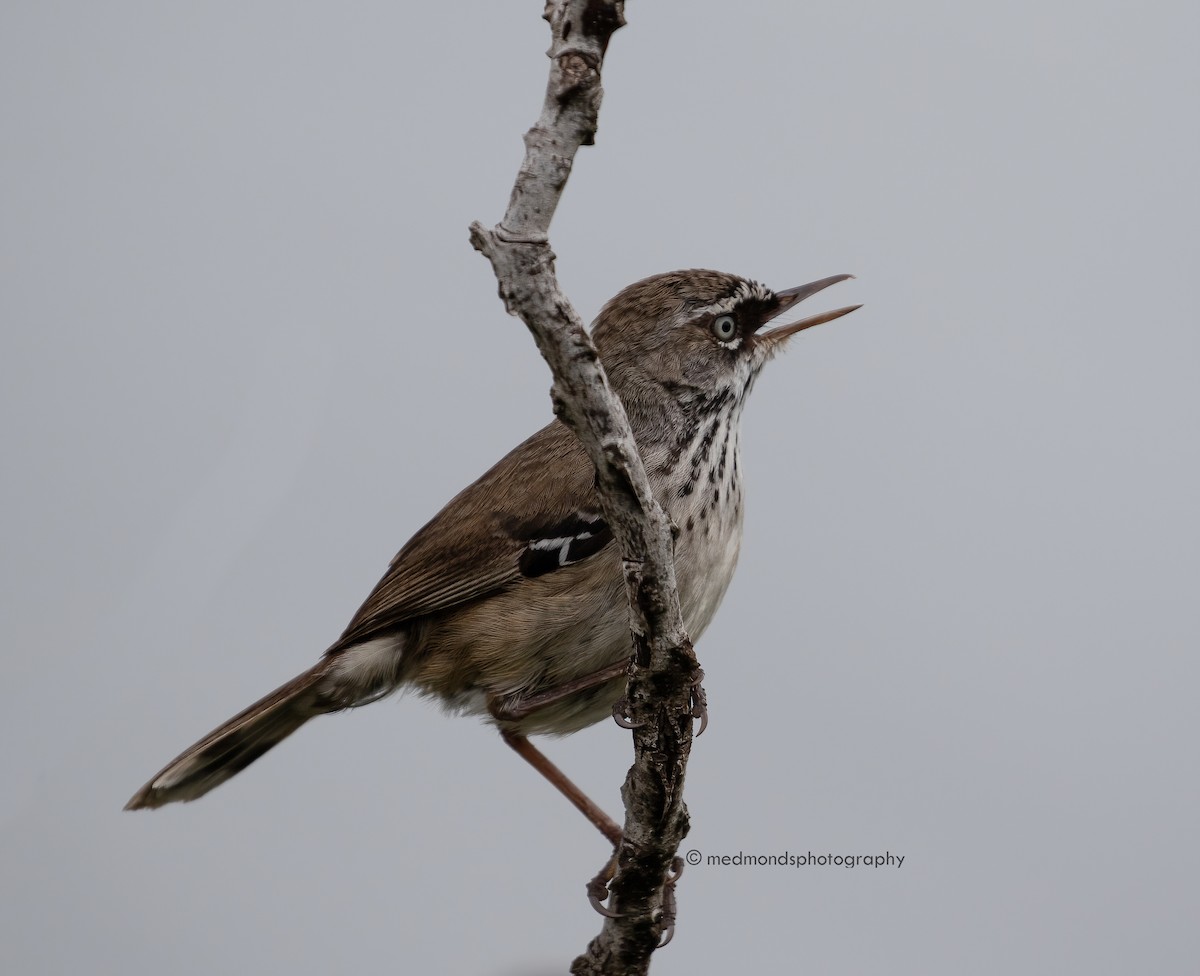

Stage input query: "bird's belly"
[
  {"left": 674, "top": 496, "right": 743, "bottom": 643},
  {"left": 403, "top": 551, "right": 632, "bottom": 734},
  {"left": 404, "top": 474, "right": 744, "bottom": 736}
]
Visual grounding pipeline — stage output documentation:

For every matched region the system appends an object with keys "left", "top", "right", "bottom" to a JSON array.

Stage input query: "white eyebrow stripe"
[{"left": 694, "top": 279, "right": 775, "bottom": 318}]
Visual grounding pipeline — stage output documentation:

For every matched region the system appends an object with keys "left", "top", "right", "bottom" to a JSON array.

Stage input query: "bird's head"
[{"left": 591, "top": 269, "right": 859, "bottom": 401}]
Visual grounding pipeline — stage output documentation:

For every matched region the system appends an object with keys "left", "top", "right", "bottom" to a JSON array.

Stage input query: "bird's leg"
[
  {"left": 490, "top": 661, "right": 642, "bottom": 915},
  {"left": 497, "top": 728, "right": 624, "bottom": 848},
  {"left": 488, "top": 661, "right": 633, "bottom": 847},
  {"left": 488, "top": 659, "right": 631, "bottom": 724},
  {"left": 497, "top": 729, "right": 628, "bottom": 917}
]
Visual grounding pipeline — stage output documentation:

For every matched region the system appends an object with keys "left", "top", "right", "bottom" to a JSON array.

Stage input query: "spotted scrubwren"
[{"left": 125, "top": 268, "right": 859, "bottom": 855}]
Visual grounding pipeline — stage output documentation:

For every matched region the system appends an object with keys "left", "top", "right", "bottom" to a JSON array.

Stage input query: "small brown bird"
[{"left": 125, "top": 269, "right": 858, "bottom": 844}]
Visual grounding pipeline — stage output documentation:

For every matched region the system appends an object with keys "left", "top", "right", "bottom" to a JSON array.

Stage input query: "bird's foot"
[
  {"left": 656, "top": 856, "right": 685, "bottom": 947},
  {"left": 689, "top": 669, "right": 708, "bottom": 736},
  {"left": 611, "top": 696, "right": 642, "bottom": 730},
  {"left": 587, "top": 851, "right": 623, "bottom": 918}
]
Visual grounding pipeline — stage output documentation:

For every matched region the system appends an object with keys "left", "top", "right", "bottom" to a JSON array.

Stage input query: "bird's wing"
[{"left": 329, "top": 419, "right": 612, "bottom": 651}]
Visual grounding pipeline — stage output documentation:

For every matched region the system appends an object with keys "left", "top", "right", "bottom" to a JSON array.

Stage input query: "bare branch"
[{"left": 469, "top": 2, "right": 701, "bottom": 970}]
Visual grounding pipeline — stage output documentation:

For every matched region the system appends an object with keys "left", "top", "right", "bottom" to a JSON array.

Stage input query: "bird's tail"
[{"left": 124, "top": 662, "right": 332, "bottom": 810}]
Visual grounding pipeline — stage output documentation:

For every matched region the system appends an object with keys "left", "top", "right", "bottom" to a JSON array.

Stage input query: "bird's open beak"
[{"left": 759, "top": 274, "right": 860, "bottom": 348}]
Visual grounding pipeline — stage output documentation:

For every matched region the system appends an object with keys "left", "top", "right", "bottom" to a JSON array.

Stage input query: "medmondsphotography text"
[{"left": 689, "top": 849, "right": 905, "bottom": 869}]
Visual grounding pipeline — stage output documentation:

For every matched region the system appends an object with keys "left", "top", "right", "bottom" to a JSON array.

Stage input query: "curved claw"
[
  {"left": 587, "top": 876, "right": 624, "bottom": 919},
  {"left": 656, "top": 857, "right": 684, "bottom": 947},
  {"left": 612, "top": 697, "right": 640, "bottom": 730},
  {"left": 589, "top": 889, "right": 624, "bottom": 918},
  {"left": 587, "top": 852, "right": 626, "bottom": 918},
  {"left": 690, "top": 673, "right": 709, "bottom": 736}
]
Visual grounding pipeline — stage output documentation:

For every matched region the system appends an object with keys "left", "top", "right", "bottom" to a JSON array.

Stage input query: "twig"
[{"left": 468, "top": 2, "right": 701, "bottom": 971}]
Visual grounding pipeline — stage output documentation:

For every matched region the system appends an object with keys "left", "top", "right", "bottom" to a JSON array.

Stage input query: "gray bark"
[{"left": 468, "top": 2, "right": 701, "bottom": 972}]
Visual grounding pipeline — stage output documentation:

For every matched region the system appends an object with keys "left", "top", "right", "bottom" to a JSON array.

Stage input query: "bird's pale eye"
[{"left": 711, "top": 314, "right": 737, "bottom": 342}]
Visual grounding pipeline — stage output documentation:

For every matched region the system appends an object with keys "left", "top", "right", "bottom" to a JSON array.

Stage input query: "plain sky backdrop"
[{"left": 3, "top": 2, "right": 1197, "bottom": 973}]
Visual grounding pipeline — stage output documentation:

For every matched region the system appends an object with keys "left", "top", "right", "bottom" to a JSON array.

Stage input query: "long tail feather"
[{"left": 125, "top": 664, "right": 330, "bottom": 810}]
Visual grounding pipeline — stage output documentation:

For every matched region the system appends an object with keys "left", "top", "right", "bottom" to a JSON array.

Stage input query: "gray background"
[{"left": 3, "top": 2, "right": 1197, "bottom": 973}]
